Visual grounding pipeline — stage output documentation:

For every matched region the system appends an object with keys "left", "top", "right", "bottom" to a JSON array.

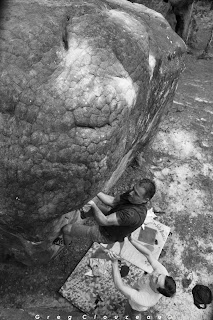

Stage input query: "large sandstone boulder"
[{"left": 0, "top": 0, "right": 186, "bottom": 265}]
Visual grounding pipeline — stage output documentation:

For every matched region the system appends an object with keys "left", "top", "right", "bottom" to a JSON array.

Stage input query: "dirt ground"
[{"left": 0, "top": 53, "right": 213, "bottom": 320}]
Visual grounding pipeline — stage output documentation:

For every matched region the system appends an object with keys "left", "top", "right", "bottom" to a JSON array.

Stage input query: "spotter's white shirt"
[{"left": 129, "top": 264, "right": 168, "bottom": 312}]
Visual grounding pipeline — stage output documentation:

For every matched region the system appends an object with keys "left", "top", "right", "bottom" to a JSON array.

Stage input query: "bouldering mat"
[
  {"left": 59, "top": 218, "right": 170, "bottom": 317},
  {"left": 102, "top": 219, "right": 170, "bottom": 273},
  {"left": 59, "top": 242, "right": 143, "bottom": 318},
  {"left": 138, "top": 226, "right": 157, "bottom": 245}
]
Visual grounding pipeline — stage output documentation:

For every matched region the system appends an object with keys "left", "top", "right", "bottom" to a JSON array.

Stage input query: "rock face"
[
  {"left": 129, "top": 0, "right": 195, "bottom": 43},
  {"left": 0, "top": 0, "right": 186, "bottom": 265}
]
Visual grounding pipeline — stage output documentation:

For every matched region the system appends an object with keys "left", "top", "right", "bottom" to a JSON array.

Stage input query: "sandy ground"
[
  {"left": 0, "top": 54, "right": 213, "bottom": 320},
  {"left": 140, "top": 54, "right": 213, "bottom": 320}
]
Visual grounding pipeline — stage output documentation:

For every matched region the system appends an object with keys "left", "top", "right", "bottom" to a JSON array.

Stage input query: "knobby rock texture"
[{"left": 0, "top": 0, "right": 186, "bottom": 265}]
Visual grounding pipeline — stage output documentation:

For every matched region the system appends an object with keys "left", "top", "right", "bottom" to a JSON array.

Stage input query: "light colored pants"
[{"left": 70, "top": 223, "right": 114, "bottom": 244}]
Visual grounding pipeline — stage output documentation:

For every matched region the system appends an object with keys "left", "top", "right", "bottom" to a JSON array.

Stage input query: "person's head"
[
  {"left": 127, "top": 178, "right": 156, "bottom": 204},
  {"left": 150, "top": 272, "right": 176, "bottom": 297}
]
